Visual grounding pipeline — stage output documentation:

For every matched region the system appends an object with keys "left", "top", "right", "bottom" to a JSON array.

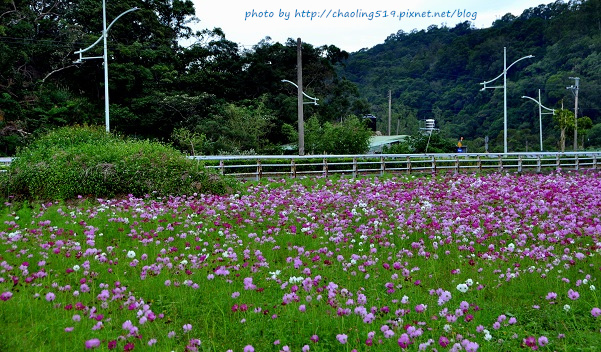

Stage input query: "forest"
[{"left": 1, "top": 0, "right": 601, "bottom": 155}]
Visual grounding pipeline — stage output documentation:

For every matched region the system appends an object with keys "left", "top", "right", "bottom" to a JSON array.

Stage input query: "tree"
[{"left": 554, "top": 109, "right": 574, "bottom": 152}]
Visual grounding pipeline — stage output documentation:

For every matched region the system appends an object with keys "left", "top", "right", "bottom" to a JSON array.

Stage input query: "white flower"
[
  {"left": 484, "top": 333, "right": 493, "bottom": 341},
  {"left": 443, "top": 324, "right": 452, "bottom": 332},
  {"left": 563, "top": 304, "right": 571, "bottom": 312},
  {"left": 465, "top": 278, "right": 474, "bottom": 286},
  {"left": 456, "top": 284, "right": 469, "bottom": 293},
  {"left": 72, "top": 265, "right": 80, "bottom": 272},
  {"left": 127, "top": 250, "right": 136, "bottom": 259},
  {"left": 590, "top": 285, "right": 596, "bottom": 291}
]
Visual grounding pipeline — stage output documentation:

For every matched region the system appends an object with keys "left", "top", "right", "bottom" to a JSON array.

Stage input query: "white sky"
[{"left": 190, "top": 0, "right": 553, "bottom": 52}]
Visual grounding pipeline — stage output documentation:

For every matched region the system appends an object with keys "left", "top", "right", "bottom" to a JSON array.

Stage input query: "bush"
[{"left": 5, "top": 125, "right": 236, "bottom": 200}]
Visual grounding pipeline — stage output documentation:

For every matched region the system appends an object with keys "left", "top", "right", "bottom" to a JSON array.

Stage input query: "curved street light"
[
  {"left": 522, "top": 89, "right": 555, "bottom": 152},
  {"left": 480, "top": 47, "right": 534, "bottom": 153},
  {"left": 74, "top": 1, "right": 139, "bottom": 132},
  {"left": 281, "top": 80, "right": 319, "bottom": 105}
]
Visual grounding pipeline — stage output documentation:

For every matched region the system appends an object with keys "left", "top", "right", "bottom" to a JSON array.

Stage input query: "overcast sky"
[{"left": 189, "top": 0, "right": 553, "bottom": 52}]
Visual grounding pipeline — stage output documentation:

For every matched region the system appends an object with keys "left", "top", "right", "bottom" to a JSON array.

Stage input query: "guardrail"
[
  {"left": 191, "top": 152, "right": 601, "bottom": 180},
  {"left": 2, "top": 153, "right": 600, "bottom": 180}
]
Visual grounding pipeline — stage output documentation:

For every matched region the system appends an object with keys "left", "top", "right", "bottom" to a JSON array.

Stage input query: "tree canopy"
[{"left": 2, "top": 0, "right": 601, "bottom": 155}]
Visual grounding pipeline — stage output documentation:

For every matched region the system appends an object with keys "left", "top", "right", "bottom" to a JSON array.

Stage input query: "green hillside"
[{"left": 340, "top": 0, "right": 601, "bottom": 152}]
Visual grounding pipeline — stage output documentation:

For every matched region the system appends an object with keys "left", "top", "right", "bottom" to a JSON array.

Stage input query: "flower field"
[{"left": 1, "top": 172, "right": 601, "bottom": 351}]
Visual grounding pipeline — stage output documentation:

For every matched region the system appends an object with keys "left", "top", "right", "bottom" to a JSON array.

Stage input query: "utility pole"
[
  {"left": 567, "top": 77, "right": 579, "bottom": 151},
  {"left": 388, "top": 90, "right": 392, "bottom": 136},
  {"left": 297, "top": 38, "right": 304, "bottom": 156}
]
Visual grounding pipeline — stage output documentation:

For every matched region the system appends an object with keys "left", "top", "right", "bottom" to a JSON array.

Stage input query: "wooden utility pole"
[
  {"left": 388, "top": 90, "right": 392, "bottom": 136},
  {"left": 297, "top": 38, "right": 304, "bottom": 156}
]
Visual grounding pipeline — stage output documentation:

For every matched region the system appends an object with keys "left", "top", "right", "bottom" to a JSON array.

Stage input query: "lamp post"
[
  {"left": 281, "top": 79, "right": 319, "bottom": 156},
  {"left": 521, "top": 89, "right": 555, "bottom": 152},
  {"left": 480, "top": 47, "right": 534, "bottom": 153},
  {"left": 74, "top": 1, "right": 138, "bottom": 132}
]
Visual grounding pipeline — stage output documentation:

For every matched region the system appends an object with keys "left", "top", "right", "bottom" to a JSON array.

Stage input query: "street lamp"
[
  {"left": 281, "top": 79, "right": 319, "bottom": 156},
  {"left": 522, "top": 89, "right": 555, "bottom": 152},
  {"left": 281, "top": 80, "right": 319, "bottom": 105},
  {"left": 74, "top": 1, "right": 138, "bottom": 132},
  {"left": 480, "top": 47, "right": 534, "bottom": 153}
]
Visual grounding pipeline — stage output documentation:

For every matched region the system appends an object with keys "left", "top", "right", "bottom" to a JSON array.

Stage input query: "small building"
[{"left": 368, "top": 135, "right": 408, "bottom": 153}]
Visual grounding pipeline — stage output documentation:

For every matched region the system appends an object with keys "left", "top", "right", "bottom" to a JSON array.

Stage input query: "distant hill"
[{"left": 339, "top": 0, "right": 601, "bottom": 151}]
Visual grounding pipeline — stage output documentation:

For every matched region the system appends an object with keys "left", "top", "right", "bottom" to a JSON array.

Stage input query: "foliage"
[
  {"left": 171, "top": 127, "right": 208, "bottom": 156},
  {"left": 341, "top": 0, "right": 601, "bottom": 152},
  {"left": 383, "top": 132, "right": 458, "bottom": 154},
  {"left": 4, "top": 126, "right": 235, "bottom": 200},
  {"left": 284, "top": 115, "right": 373, "bottom": 154},
  {"left": 554, "top": 109, "right": 574, "bottom": 152},
  {"left": 2, "top": 1, "right": 601, "bottom": 154}
]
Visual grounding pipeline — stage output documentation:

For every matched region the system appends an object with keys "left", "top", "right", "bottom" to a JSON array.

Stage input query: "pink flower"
[
  {"left": 84, "top": 338, "right": 101, "bottom": 349},
  {"left": 45, "top": 292, "right": 56, "bottom": 302},
  {"left": 567, "top": 289, "right": 580, "bottom": 300},
  {"left": 336, "top": 334, "right": 348, "bottom": 344},
  {"left": 0, "top": 291, "right": 13, "bottom": 301},
  {"left": 398, "top": 333, "right": 411, "bottom": 348},
  {"left": 538, "top": 336, "right": 549, "bottom": 347}
]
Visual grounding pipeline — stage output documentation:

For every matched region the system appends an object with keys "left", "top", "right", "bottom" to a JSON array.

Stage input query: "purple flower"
[
  {"left": 243, "top": 345, "right": 255, "bottom": 352},
  {"left": 538, "top": 336, "right": 549, "bottom": 347},
  {"left": 546, "top": 292, "right": 557, "bottom": 300},
  {"left": 439, "top": 336, "right": 450, "bottom": 347},
  {"left": 0, "top": 291, "right": 13, "bottom": 301},
  {"left": 183, "top": 323, "right": 192, "bottom": 332},
  {"left": 398, "top": 333, "right": 411, "bottom": 348},
  {"left": 45, "top": 292, "right": 56, "bottom": 302},
  {"left": 336, "top": 334, "right": 348, "bottom": 344},
  {"left": 310, "top": 334, "right": 319, "bottom": 343},
  {"left": 591, "top": 307, "right": 601, "bottom": 318},
  {"left": 84, "top": 338, "right": 101, "bottom": 349},
  {"left": 64, "top": 327, "right": 74, "bottom": 332},
  {"left": 567, "top": 289, "right": 580, "bottom": 300}
]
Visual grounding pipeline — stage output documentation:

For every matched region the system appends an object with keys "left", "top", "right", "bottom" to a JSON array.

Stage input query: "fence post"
[
  {"left": 219, "top": 160, "right": 225, "bottom": 175},
  {"left": 432, "top": 156, "right": 437, "bottom": 175},
  {"left": 352, "top": 157, "right": 358, "bottom": 178},
  {"left": 256, "top": 160, "right": 262, "bottom": 181},
  {"left": 454, "top": 156, "right": 459, "bottom": 174},
  {"left": 498, "top": 155, "right": 503, "bottom": 172},
  {"left": 323, "top": 158, "right": 328, "bottom": 177},
  {"left": 406, "top": 156, "right": 412, "bottom": 174},
  {"left": 575, "top": 154, "right": 579, "bottom": 171},
  {"left": 518, "top": 155, "right": 523, "bottom": 173},
  {"left": 536, "top": 155, "right": 541, "bottom": 173},
  {"left": 594, "top": 155, "right": 598, "bottom": 170},
  {"left": 291, "top": 159, "right": 296, "bottom": 178},
  {"left": 477, "top": 155, "right": 482, "bottom": 173},
  {"left": 380, "top": 156, "right": 385, "bottom": 176}
]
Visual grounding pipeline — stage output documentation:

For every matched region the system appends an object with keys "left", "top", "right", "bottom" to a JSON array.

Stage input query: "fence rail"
[
  {"left": 2, "top": 153, "right": 600, "bottom": 180},
  {"left": 190, "top": 152, "right": 601, "bottom": 180}
]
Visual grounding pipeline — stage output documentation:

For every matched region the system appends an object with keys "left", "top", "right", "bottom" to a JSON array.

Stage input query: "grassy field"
[{"left": 1, "top": 172, "right": 600, "bottom": 351}]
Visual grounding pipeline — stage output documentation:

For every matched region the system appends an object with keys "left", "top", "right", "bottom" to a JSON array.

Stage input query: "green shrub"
[{"left": 5, "top": 125, "right": 236, "bottom": 200}]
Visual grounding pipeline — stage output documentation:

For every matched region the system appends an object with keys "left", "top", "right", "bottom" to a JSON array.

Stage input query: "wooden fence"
[{"left": 2, "top": 153, "right": 600, "bottom": 180}]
